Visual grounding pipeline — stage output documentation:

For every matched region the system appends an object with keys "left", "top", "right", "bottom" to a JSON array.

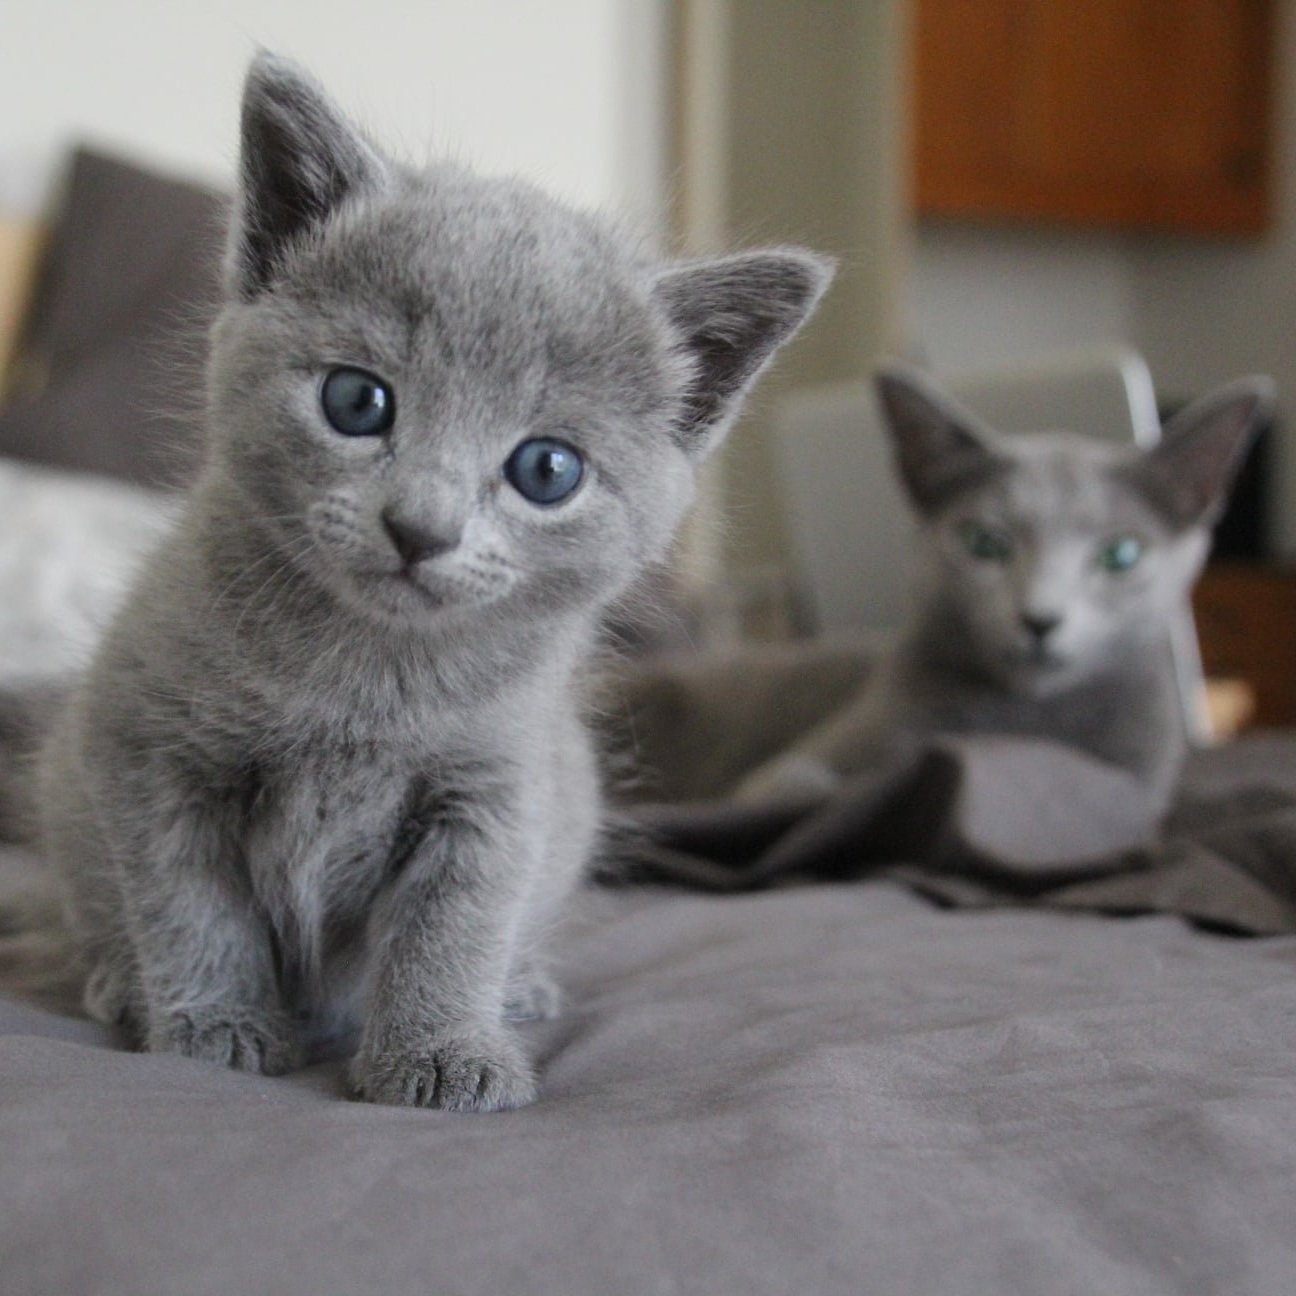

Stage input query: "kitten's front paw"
[
  {"left": 150, "top": 1004, "right": 302, "bottom": 1076},
  {"left": 352, "top": 1031, "right": 537, "bottom": 1111}
]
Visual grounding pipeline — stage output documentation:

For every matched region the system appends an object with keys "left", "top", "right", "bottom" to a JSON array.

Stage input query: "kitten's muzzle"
[{"left": 381, "top": 509, "right": 462, "bottom": 568}]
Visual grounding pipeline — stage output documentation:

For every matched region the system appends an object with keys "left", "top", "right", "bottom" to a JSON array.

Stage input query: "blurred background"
[{"left": 1, "top": 0, "right": 1292, "bottom": 722}]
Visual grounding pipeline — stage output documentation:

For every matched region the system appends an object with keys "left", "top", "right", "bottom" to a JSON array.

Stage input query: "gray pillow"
[{"left": 0, "top": 147, "right": 227, "bottom": 487}]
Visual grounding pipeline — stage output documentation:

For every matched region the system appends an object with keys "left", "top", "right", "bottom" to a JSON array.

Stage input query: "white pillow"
[{"left": 0, "top": 458, "right": 177, "bottom": 677}]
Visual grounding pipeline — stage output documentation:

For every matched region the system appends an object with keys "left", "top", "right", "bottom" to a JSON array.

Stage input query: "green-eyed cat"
[{"left": 738, "top": 363, "right": 1271, "bottom": 813}]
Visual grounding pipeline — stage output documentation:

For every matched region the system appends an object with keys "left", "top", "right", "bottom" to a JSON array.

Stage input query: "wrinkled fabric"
[
  {"left": 607, "top": 648, "right": 1296, "bottom": 936},
  {"left": 3, "top": 845, "right": 1296, "bottom": 1296}
]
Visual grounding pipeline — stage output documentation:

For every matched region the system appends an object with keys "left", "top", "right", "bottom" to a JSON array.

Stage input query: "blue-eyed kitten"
[{"left": 34, "top": 54, "right": 832, "bottom": 1109}]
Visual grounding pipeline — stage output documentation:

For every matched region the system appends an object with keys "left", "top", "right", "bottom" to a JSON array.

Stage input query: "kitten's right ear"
[
  {"left": 874, "top": 363, "right": 1003, "bottom": 513},
  {"left": 230, "top": 52, "right": 387, "bottom": 298}
]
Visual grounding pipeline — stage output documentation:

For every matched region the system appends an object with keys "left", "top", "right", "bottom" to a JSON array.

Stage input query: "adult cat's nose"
[
  {"left": 382, "top": 510, "right": 461, "bottom": 566},
  {"left": 1021, "top": 612, "right": 1062, "bottom": 642}
]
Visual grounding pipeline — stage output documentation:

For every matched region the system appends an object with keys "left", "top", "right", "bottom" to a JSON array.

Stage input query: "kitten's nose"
[
  {"left": 1021, "top": 612, "right": 1062, "bottom": 642},
  {"left": 382, "top": 510, "right": 461, "bottom": 567}
]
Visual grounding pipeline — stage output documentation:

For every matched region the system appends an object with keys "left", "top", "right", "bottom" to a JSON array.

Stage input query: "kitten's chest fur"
[
  {"left": 244, "top": 739, "right": 422, "bottom": 925},
  {"left": 92, "top": 512, "right": 587, "bottom": 979},
  {"left": 228, "top": 712, "right": 533, "bottom": 1007}
]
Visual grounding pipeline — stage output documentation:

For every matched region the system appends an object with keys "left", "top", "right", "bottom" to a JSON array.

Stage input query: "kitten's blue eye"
[
  {"left": 504, "top": 438, "right": 584, "bottom": 505},
  {"left": 1097, "top": 535, "right": 1143, "bottom": 573},
  {"left": 959, "top": 521, "right": 1013, "bottom": 563},
  {"left": 321, "top": 367, "right": 395, "bottom": 436}
]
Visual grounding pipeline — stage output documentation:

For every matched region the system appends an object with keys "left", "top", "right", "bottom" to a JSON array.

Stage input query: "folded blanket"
[{"left": 602, "top": 644, "right": 1296, "bottom": 936}]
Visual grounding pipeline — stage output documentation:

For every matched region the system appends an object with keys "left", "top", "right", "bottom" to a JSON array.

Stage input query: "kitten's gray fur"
[
  {"left": 738, "top": 363, "right": 1272, "bottom": 814},
  {"left": 33, "top": 54, "right": 831, "bottom": 1109}
]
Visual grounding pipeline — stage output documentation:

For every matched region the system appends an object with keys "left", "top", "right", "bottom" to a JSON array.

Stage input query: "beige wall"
[
  {"left": 0, "top": 0, "right": 668, "bottom": 232},
  {"left": 672, "top": 0, "right": 909, "bottom": 578}
]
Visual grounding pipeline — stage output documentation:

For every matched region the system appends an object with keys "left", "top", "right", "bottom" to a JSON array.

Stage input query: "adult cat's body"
[
  {"left": 34, "top": 55, "right": 830, "bottom": 1109},
  {"left": 738, "top": 364, "right": 1271, "bottom": 816}
]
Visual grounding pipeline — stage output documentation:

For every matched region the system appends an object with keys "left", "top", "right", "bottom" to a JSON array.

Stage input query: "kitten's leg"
[
  {"left": 43, "top": 707, "right": 301, "bottom": 1072},
  {"left": 96, "top": 788, "right": 301, "bottom": 1075},
  {"left": 83, "top": 946, "right": 147, "bottom": 1045},
  {"left": 51, "top": 815, "right": 149, "bottom": 1043},
  {"left": 499, "top": 721, "right": 596, "bottom": 1025},
  {"left": 351, "top": 808, "right": 545, "bottom": 1111}
]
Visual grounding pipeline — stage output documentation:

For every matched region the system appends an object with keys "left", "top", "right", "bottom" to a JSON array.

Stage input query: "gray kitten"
[
  {"left": 34, "top": 54, "right": 831, "bottom": 1110},
  {"left": 738, "top": 363, "right": 1272, "bottom": 814}
]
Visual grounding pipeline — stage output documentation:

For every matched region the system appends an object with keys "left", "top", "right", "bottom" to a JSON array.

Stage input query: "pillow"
[
  {"left": 0, "top": 219, "right": 45, "bottom": 395},
  {"left": 0, "top": 458, "right": 175, "bottom": 677},
  {"left": 0, "top": 147, "right": 227, "bottom": 488}
]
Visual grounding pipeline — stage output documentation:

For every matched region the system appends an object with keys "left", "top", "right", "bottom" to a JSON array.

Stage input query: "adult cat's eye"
[
  {"left": 504, "top": 438, "right": 584, "bottom": 505},
  {"left": 1097, "top": 535, "right": 1143, "bottom": 573},
  {"left": 320, "top": 367, "right": 395, "bottom": 437},
  {"left": 959, "top": 520, "right": 1012, "bottom": 563}
]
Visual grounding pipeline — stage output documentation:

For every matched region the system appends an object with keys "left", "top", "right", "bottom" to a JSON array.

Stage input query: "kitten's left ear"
[
  {"left": 230, "top": 52, "right": 389, "bottom": 298},
  {"left": 652, "top": 249, "right": 834, "bottom": 459},
  {"left": 1133, "top": 376, "right": 1275, "bottom": 527}
]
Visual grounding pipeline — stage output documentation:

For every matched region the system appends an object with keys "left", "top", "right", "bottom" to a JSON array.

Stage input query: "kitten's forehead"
[
  {"left": 266, "top": 163, "right": 672, "bottom": 431},
  {"left": 974, "top": 432, "right": 1165, "bottom": 533},
  {"left": 310, "top": 167, "right": 649, "bottom": 349}
]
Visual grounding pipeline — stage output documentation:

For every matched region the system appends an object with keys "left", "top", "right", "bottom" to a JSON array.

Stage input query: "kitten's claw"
[
  {"left": 150, "top": 1004, "right": 302, "bottom": 1076},
  {"left": 352, "top": 1032, "right": 537, "bottom": 1111}
]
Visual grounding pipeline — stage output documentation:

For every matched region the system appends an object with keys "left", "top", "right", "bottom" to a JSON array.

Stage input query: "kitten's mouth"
[
  {"left": 349, "top": 564, "right": 455, "bottom": 615},
  {"left": 386, "top": 567, "right": 452, "bottom": 606}
]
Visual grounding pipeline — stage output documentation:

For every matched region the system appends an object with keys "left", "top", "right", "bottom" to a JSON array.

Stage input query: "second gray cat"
[
  {"left": 738, "top": 363, "right": 1272, "bottom": 816},
  {"left": 30, "top": 55, "right": 831, "bottom": 1110}
]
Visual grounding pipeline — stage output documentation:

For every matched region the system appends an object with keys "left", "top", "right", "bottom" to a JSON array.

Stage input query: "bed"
[{"left": 2, "top": 147, "right": 1295, "bottom": 1296}]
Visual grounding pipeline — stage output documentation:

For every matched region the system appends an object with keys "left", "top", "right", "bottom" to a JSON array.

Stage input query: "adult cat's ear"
[
  {"left": 229, "top": 52, "right": 387, "bottom": 298},
  {"left": 653, "top": 250, "right": 833, "bottom": 459},
  {"left": 874, "top": 363, "right": 1003, "bottom": 514},
  {"left": 1133, "top": 376, "right": 1275, "bottom": 528}
]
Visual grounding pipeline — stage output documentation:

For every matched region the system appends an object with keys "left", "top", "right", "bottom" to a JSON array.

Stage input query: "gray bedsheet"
[{"left": 3, "top": 841, "right": 1295, "bottom": 1296}]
